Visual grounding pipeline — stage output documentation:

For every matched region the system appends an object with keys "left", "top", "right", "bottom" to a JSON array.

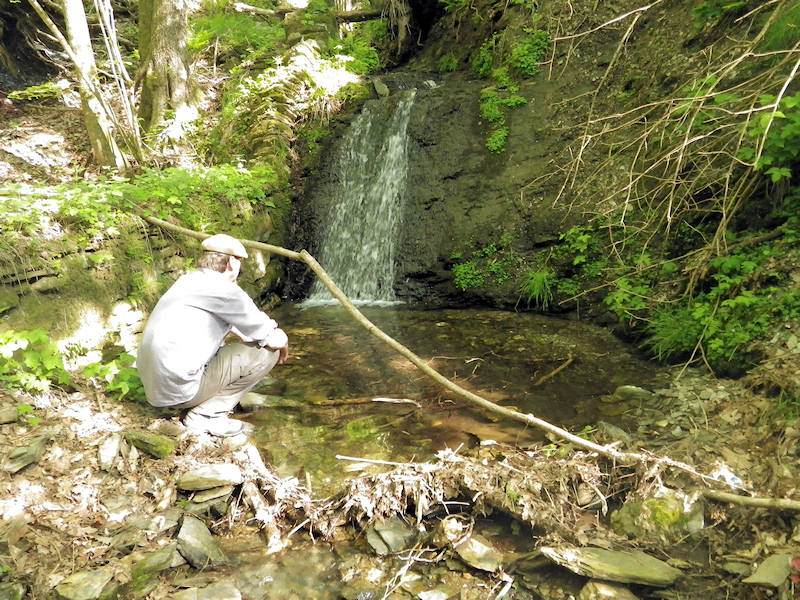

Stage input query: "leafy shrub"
[
  {"left": 486, "top": 127, "right": 509, "bottom": 153},
  {"left": 121, "top": 164, "right": 277, "bottom": 229},
  {"left": 559, "top": 226, "right": 595, "bottom": 266},
  {"left": 739, "top": 92, "right": 800, "bottom": 183},
  {"left": 453, "top": 260, "right": 485, "bottom": 290},
  {"left": 438, "top": 53, "right": 459, "bottom": 72},
  {"left": 471, "top": 38, "right": 495, "bottom": 77},
  {"left": 0, "top": 330, "right": 71, "bottom": 393},
  {"left": 604, "top": 276, "right": 651, "bottom": 322},
  {"left": 84, "top": 354, "right": 145, "bottom": 403},
  {"left": 190, "top": 9, "right": 285, "bottom": 55},
  {"left": 644, "top": 245, "right": 799, "bottom": 371},
  {"left": 509, "top": 29, "right": 550, "bottom": 77},
  {"left": 330, "top": 32, "right": 381, "bottom": 75}
]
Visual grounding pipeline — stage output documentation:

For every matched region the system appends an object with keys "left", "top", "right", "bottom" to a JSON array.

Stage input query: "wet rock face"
[{"left": 296, "top": 71, "right": 578, "bottom": 308}]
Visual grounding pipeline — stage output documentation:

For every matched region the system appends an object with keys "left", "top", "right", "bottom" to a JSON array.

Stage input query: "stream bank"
[{"left": 2, "top": 306, "right": 800, "bottom": 599}]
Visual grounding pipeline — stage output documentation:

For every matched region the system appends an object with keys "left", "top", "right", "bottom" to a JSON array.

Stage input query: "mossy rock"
[
  {"left": 610, "top": 490, "right": 704, "bottom": 543},
  {"left": 124, "top": 430, "right": 176, "bottom": 459}
]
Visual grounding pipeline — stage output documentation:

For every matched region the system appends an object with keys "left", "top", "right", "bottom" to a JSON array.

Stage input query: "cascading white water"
[{"left": 307, "top": 89, "right": 416, "bottom": 304}]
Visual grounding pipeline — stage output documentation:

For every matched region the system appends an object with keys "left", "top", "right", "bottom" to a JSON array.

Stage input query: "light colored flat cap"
[{"left": 201, "top": 233, "right": 248, "bottom": 259}]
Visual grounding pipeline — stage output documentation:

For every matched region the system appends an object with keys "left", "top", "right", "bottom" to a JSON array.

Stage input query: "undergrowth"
[{"left": 470, "top": 23, "right": 550, "bottom": 152}]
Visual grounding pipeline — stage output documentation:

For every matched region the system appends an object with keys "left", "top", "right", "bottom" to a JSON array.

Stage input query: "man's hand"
[{"left": 277, "top": 343, "right": 289, "bottom": 365}]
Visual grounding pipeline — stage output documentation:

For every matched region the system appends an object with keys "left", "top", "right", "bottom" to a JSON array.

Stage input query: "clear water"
[
  {"left": 245, "top": 304, "right": 666, "bottom": 497},
  {"left": 231, "top": 303, "right": 667, "bottom": 599}
]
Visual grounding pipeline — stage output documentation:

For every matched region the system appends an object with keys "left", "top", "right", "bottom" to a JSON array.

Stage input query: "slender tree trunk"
[
  {"left": 61, "top": 0, "right": 126, "bottom": 169},
  {"left": 138, "top": 0, "right": 196, "bottom": 136}
]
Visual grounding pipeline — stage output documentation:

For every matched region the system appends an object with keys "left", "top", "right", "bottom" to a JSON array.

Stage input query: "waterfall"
[{"left": 307, "top": 89, "right": 416, "bottom": 304}]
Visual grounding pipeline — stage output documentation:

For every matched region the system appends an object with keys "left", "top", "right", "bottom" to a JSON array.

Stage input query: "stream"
[{"left": 219, "top": 303, "right": 670, "bottom": 599}]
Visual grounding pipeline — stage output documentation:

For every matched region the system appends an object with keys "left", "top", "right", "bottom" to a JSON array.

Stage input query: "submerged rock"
[
  {"left": 577, "top": 580, "right": 641, "bottom": 599},
  {"left": 540, "top": 546, "right": 682, "bottom": 587},
  {"left": 365, "top": 517, "right": 417, "bottom": 555},
  {"left": 454, "top": 535, "right": 504, "bottom": 573},
  {"left": 168, "top": 579, "right": 242, "bottom": 600}
]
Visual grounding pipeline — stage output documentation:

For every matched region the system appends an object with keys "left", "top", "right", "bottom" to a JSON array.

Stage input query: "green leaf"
[{"left": 766, "top": 167, "right": 792, "bottom": 182}]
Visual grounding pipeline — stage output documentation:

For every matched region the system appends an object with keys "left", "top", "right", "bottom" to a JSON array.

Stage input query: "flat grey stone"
[
  {"left": 176, "top": 515, "right": 228, "bottom": 568},
  {"left": 365, "top": 517, "right": 416, "bottom": 555},
  {"left": 743, "top": 554, "right": 793, "bottom": 587},
  {"left": 454, "top": 534, "right": 504, "bottom": 573},
  {"left": 177, "top": 464, "right": 243, "bottom": 491},
  {"left": 0, "top": 406, "right": 18, "bottom": 424},
  {"left": 541, "top": 546, "right": 682, "bottom": 587},
  {"left": 54, "top": 569, "right": 113, "bottom": 600},
  {"left": 577, "top": 580, "right": 641, "bottom": 600}
]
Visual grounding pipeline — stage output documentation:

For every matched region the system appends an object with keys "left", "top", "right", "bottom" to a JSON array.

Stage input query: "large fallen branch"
[{"left": 142, "top": 215, "right": 800, "bottom": 512}]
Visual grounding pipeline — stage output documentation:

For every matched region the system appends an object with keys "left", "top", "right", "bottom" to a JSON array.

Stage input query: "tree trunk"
[
  {"left": 138, "top": 0, "right": 196, "bottom": 136},
  {"left": 51, "top": 0, "right": 127, "bottom": 169}
]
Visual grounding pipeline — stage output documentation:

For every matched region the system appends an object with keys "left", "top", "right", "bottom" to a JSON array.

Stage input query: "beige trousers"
[{"left": 176, "top": 343, "right": 280, "bottom": 417}]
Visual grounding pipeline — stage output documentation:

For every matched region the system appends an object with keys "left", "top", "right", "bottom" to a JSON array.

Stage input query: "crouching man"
[{"left": 137, "top": 233, "right": 289, "bottom": 437}]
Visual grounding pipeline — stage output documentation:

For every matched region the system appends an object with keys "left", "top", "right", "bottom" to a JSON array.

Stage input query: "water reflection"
[{"left": 245, "top": 305, "right": 664, "bottom": 496}]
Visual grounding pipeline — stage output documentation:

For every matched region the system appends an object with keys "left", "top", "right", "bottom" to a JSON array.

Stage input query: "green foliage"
[
  {"left": 479, "top": 89, "right": 527, "bottom": 153},
  {"left": 645, "top": 244, "right": 799, "bottom": 371},
  {"left": 438, "top": 52, "right": 459, "bottom": 72},
  {"left": 7, "top": 81, "right": 64, "bottom": 102},
  {"left": 508, "top": 29, "right": 550, "bottom": 77},
  {"left": 453, "top": 260, "right": 485, "bottom": 290},
  {"left": 301, "top": 0, "right": 330, "bottom": 26},
  {"left": 0, "top": 330, "right": 71, "bottom": 393},
  {"left": 486, "top": 127, "right": 509, "bottom": 153},
  {"left": 471, "top": 38, "right": 496, "bottom": 77},
  {"left": 479, "top": 91, "right": 506, "bottom": 123},
  {"left": 521, "top": 269, "right": 554, "bottom": 309},
  {"left": 491, "top": 67, "right": 518, "bottom": 92},
  {"left": 604, "top": 276, "right": 651, "bottom": 322},
  {"left": 739, "top": 92, "right": 800, "bottom": 182},
  {"left": 190, "top": 9, "right": 285, "bottom": 55},
  {"left": 691, "top": 0, "right": 746, "bottom": 26},
  {"left": 122, "top": 164, "right": 277, "bottom": 229},
  {"left": 452, "top": 236, "right": 520, "bottom": 290},
  {"left": 299, "top": 125, "right": 331, "bottom": 153},
  {"left": 441, "top": 0, "right": 469, "bottom": 13},
  {"left": 84, "top": 354, "right": 146, "bottom": 403},
  {"left": 559, "top": 226, "right": 594, "bottom": 266},
  {"left": 759, "top": 2, "right": 800, "bottom": 52},
  {"left": 329, "top": 32, "right": 381, "bottom": 75}
]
